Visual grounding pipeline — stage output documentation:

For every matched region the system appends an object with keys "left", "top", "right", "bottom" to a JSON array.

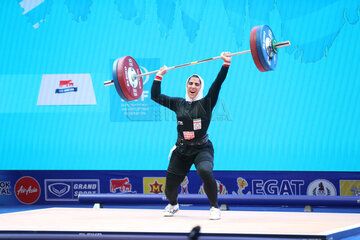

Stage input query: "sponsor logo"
[
  {"left": 180, "top": 176, "right": 189, "bottom": 194},
  {"left": 143, "top": 177, "right": 166, "bottom": 194},
  {"left": 37, "top": 74, "right": 96, "bottom": 106},
  {"left": 236, "top": 177, "right": 249, "bottom": 195},
  {"left": 48, "top": 183, "right": 71, "bottom": 197},
  {"left": 340, "top": 180, "right": 360, "bottom": 196},
  {"left": 110, "top": 178, "right": 132, "bottom": 193},
  {"left": 199, "top": 180, "right": 227, "bottom": 194},
  {"left": 183, "top": 131, "right": 195, "bottom": 140},
  {"left": 150, "top": 181, "right": 163, "bottom": 194},
  {"left": 15, "top": 177, "right": 40, "bottom": 204},
  {"left": 44, "top": 179, "right": 100, "bottom": 201},
  {"left": 0, "top": 181, "right": 11, "bottom": 195},
  {"left": 307, "top": 179, "right": 337, "bottom": 196},
  {"left": 252, "top": 179, "right": 305, "bottom": 195},
  {"left": 55, "top": 80, "right": 78, "bottom": 94}
]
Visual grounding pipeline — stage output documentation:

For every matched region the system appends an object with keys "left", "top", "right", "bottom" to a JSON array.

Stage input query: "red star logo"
[{"left": 150, "top": 180, "right": 163, "bottom": 194}]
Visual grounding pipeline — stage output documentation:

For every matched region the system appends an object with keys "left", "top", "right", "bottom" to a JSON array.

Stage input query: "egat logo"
[{"left": 15, "top": 176, "right": 40, "bottom": 204}]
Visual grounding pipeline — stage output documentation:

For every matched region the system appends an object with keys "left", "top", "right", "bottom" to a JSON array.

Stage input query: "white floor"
[{"left": 0, "top": 207, "right": 360, "bottom": 238}]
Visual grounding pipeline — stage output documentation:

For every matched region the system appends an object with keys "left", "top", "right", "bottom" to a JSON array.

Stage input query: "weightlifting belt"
[{"left": 177, "top": 134, "right": 209, "bottom": 146}]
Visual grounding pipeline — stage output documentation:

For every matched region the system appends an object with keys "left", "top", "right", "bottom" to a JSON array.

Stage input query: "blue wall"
[{"left": 0, "top": 0, "right": 359, "bottom": 171}]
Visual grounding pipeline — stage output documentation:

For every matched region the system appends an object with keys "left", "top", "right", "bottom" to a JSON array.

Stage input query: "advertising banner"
[{"left": 1, "top": 170, "right": 359, "bottom": 206}]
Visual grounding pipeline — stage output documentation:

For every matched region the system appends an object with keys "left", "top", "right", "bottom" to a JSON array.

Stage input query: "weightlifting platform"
[{"left": 0, "top": 206, "right": 360, "bottom": 240}]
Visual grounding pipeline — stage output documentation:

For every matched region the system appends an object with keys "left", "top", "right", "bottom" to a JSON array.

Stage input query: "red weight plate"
[
  {"left": 116, "top": 56, "right": 143, "bottom": 101},
  {"left": 112, "top": 58, "right": 127, "bottom": 101},
  {"left": 250, "top": 26, "right": 267, "bottom": 72}
]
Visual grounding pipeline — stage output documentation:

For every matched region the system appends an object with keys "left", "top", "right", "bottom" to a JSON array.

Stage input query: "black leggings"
[{"left": 165, "top": 159, "right": 219, "bottom": 208}]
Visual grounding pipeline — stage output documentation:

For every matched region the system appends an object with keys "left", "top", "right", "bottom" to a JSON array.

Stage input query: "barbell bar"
[
  {"left": 105, "top": 25, "right": 291, "bottom": 101},
  {"left": 104, "top": 41, "right": 289, "bottom": 87}
]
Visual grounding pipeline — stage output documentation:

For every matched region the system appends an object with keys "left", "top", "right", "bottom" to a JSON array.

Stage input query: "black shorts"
[{"left": 167, "top": 140, "right": 214, "bottom": 176}]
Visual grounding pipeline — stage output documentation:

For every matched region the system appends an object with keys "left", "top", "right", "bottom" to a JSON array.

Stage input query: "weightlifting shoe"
[
  {"left": 209, "top": 207, "right": 221, "bottom": 220},
  {"left": 163, "top": 203, "right": 179, "bottom": 217}
]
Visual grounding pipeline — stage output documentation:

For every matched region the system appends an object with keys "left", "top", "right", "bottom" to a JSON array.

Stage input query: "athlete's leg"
[
  {"left": 165, "top": 146, "right": 191, "bottom": 205},
  {"left": 194, "top": 151, "right": 218, "bottom": 208},
  {"left": 165, "top": 171, "right": 185, "bottom": 205}
]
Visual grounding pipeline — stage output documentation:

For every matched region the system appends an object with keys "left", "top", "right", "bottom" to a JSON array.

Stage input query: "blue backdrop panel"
[{"left": 0, "top": 1, "right": 359, "bottom": 171}]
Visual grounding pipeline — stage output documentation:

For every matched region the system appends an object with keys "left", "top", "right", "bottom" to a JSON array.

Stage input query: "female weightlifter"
[{"left": 151, "top": 52, "right": 231, "bottom": 220}]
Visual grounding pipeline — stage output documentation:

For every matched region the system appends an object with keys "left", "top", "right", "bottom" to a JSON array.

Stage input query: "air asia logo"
[
  {"left": 15, "top": 177, "right": 40, "bottom": 204},
  {"left": 143, "top": 177, "right": 166, "bottom": 194},
  {"left": 110, "top": 178, "right": 132, "bottom": 193},
  {"left": 0, "top": 181, "right": 11, "bottom": 195},
  {"left": 199, "top": 180, "right": 227, "bottom": 195},
  {"left": 307, "top": 179, "right": 337, "bottom": 196},
  {"left": 55, "top": 80, "right": 78, "bottom": 94},
  {"left": 236, "top": 177, "right": 249, "bottom": 195}
]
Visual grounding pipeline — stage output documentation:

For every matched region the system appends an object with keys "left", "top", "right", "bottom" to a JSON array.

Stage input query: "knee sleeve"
[{"left": 196, "top": 161, "right": 213, "bottom": 179}]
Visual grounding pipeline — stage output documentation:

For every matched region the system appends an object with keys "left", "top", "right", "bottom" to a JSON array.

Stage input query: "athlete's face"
[{"left": 186, "top": 77, "right": 201, "bottom": 99}]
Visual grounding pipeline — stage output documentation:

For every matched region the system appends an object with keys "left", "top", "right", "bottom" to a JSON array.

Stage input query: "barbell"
[{"left": 104, "top": 25, "right": 291, "bottom": 101}]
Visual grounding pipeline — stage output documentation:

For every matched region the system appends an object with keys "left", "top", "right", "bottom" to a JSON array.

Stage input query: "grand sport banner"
[{"left": 0, "top": 170, "right": 359, "bottom": 206}]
